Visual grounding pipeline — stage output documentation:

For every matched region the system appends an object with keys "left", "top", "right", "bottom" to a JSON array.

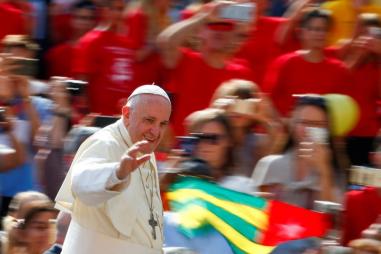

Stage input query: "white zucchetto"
[{"left": 128, "top": 85, "right": 171, "bottom": 104}]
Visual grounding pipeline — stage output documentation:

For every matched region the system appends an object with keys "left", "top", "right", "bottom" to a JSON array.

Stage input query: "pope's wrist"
[{"left": 106, "top": 167, "right": 130, "bottom": 189}]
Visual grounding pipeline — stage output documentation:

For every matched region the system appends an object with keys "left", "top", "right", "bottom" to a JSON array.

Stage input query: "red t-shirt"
[
  {"left": 0, "top": 3, "right": 26, "bottom": 41},
  {"left": 325, "top": 48, "right": 381, "bottom": 137},
  {"left": 343, "top": 187, "right": 381, "bottom": 245},
  {"left": 73, "top": 29, "right": 142, "bottom": 115},
  {"left": 235, "top": 17, "right": 299, "bottom": 88},
  {"left": 166, "top": 48, "right": 256, "bottom": 135},
  {"left": 51, "top": 13, "right": 73, "bottom": 44},
  {"left": 45, "top": 42, "right": 74, "bottom": 78},
  {"left": 263, "top": 51, "right": 352, "bottom": 117},
  {"left": 348, "top": 62, "right": 381, "bottom": 137}
]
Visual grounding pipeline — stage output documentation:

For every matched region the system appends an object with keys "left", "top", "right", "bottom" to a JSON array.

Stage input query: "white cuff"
[{"left": 106, "top": 167, "right": 129, "bottom": 189}]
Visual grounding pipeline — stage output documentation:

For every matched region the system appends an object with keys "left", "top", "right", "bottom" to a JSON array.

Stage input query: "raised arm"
[
  {"left": 71, "top": 138, "right": 152, "bottom": 206},
  {"left": 157, "top": 3, "right": 221, "bottom": 69}
]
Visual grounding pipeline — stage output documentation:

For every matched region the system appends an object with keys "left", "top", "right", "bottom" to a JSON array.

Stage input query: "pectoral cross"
[{"left": 149, "top": 212, "right": 158, "bottom": 240}]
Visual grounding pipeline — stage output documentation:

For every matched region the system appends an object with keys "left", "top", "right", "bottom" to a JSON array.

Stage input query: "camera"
[
  {"left": 65, "top": 79, "right": 87, "bottom": 96},
  {"left": 219, "top": 3, "right": 256, "bottom": 22},
  {"left": 10, "top": 57, "right": 38, "bottom": 77},
  {"left": 369, "top": 27, "right": 381, "bottom": 39},
  {"left": 230, "top": 98, "right": 258, "bottom": 115},
  {"left": 176, "top": 136, "right": 199, "bottom": 157}
]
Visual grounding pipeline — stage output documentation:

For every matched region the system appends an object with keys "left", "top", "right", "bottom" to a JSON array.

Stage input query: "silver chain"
[{"left": 117, "top": 125, "right": 162, "bottom": 240}]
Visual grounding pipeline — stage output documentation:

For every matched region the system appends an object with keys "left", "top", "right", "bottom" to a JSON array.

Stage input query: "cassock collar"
[{"left": 117, "top": 119, "right": 133, "bottom": 147}]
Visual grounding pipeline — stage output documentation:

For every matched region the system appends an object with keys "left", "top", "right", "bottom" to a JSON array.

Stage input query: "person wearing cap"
[
  {"left": 158, "top": 1, "right": 256, "bottom": 135},
  {"left": 55, "top": 84, "right": 171, "bottom": 253}
]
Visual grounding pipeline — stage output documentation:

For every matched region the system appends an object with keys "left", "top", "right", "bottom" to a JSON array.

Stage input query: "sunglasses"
[
  {"left": 294, "top": 94, "right": 327, "bottom": 109},
  {"left": 206, "top": 21, "right": 235, "bottom": 31},
  {"left": 191, "top": 133, "right": 226, "bottom": 145}
]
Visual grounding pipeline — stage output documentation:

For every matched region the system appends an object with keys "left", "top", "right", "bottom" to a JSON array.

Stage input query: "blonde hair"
[
  {"left": 2, "top": 35, "right": 39, "bottom": 51},
  {"left": 211, "top": 79, "right": 259, "bottom": 104}
]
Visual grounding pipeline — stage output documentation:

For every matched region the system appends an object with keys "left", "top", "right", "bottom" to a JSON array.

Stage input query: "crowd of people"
[{"left": 0, "top": 0, "right": 381, "bottom": 253}]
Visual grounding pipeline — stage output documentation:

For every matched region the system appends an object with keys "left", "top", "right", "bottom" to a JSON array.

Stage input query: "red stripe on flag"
[{"left": 260, "top": 201, "right": 331, "bottom": 246}]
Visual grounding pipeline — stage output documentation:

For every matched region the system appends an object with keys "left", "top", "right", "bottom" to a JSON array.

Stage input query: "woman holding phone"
[
  {"left": 210, "top": 79, "right": 284, "bottom": 177},
  {"left": 252, "top": 95, "right": 346, "bottom": 209}
]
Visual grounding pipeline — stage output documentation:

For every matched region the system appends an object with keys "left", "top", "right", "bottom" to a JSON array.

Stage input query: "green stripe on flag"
[
  {"left": 176, "top": 199, "right": 260, "bottom": 240},
  {"left": 167, "top": 176, "right": 276, "bottom": 254},
  {"left": 170, "top": 176, "right": 268, "bottom": 210}
]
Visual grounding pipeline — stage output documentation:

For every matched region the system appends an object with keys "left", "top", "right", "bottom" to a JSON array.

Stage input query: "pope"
[{"left": 55, "top": 85, "right": 172, "bottom": 254}]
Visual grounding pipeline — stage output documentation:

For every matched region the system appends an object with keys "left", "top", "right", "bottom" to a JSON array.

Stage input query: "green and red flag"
[{"left": 166, "top": 176, "right": 330, "bottom": 254}]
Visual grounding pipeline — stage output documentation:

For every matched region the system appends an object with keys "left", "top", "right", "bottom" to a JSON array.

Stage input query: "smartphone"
[
  {"left": 305, "top": 127, "right": 328, "bottom": 144},
  {"left": 65, "top": 79, "right": 87, "bottom": 96},
  {"left": 93, "top": 115, "right": 119, "bottom": 128},
  {"left": 176, "top": 136, "right": 199, "bottom": 157},
  {"left": 230, "top": 99, "right": 257, "bottom": 115},
  {"left": 10, "top": 57, "right": 38, "bottom": 77},
  {"left": 219, "top": 3, "right": 256, "bottom": 22},
  {"left": 369, "top": 27, "right": 381, "bottom": 39}
]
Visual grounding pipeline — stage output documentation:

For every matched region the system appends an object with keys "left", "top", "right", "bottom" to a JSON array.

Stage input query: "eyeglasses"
[
  {"left": 206, "top": 21, "right": 235, "bottom": 32},
  {"left": 191, "top": 133, "right": 226, "bottom": 145},
  {"left": 295, "top": 119, "right": 328, "bottom": 128},
  {"left": 305, "top": 26, "right": 328, "bottom": 33},
  {"left": 294, "top": 94, "right": 327, "bottom": 109}
]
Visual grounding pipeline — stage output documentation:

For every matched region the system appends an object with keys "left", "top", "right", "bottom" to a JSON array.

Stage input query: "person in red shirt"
[
  {"left": 234, "top": 0, "right": 288, "bottom": 89},
  {"left": 158, "top": 2, "right": 256, "bottom": 135},
  {"left": 335, "top": 13, "right": 381, "bottom": 166},
  {"left": 343, "top": 187, "right": 381, "bottom": 246},
  {"left": 45, "top": 1, "right": 97, "bottom": 78},
  {"left": 125, "top": 0, "right": 171, "bottom": 60},
  {"left": 72, "top": 0, "right": 157, "bottom": 115},
  {"left": 123, "top": 0, "right": 171, "bottom": 89},
  {"left": 263, "top": 8, "right": 352, "bottom": 117},
  {"left": 0, "top": 1, "right": 26, "bottom": 43}
]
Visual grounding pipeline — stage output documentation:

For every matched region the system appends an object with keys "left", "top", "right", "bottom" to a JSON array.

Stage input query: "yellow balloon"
[{"left": 324, "top": 94, "right": 360, "bottom": 136}]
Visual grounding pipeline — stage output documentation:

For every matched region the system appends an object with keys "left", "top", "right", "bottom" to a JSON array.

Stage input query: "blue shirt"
[
  {"left": 164, "top": 212, "right": 234, "bottom": 254},
  {"left": 0, "top": 96, "right": 53, "bottom": 197}
]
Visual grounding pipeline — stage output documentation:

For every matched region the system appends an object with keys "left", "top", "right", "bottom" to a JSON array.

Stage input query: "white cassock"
[{"left": 55, "top": 119, "right": 163, "bottom": 254}]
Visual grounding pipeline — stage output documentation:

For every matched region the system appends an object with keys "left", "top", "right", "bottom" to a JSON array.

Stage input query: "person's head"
[
  {"left": 185, "top": 108, "right": 234, "bottom": 177},
  {"left": 299, "top": 8, "right": 332, "bottom": 50},
  {"left": 2, "top": 35, "right": 39, "bottom": 58},
  {"left": 356, "top": 13, "right": 381, "bottom": 37},
  {"left": 3, "top": 192, "right": 55, "bottom": 254},
  {"left": 71, "top": 1, "right": 97, "bottom": 37},
  {"left": 200, "top": 21, "right": 236, "bottom": 54},
  {"left": 226, "top": 22, "right": 251, "bottom": 56},
  {"left": 98, "top": 0, "right": 125, "bottom": 25},
  {"left": 122, "top": 85, "right": 172, "bottom": 154},
  {"left": 290, "top": 95, "right": 330, "bottom": 145},
  {"left": 7, "top": 191, "right": 51, "bottom": 219},
  {"left": 16, "top": 200, "right": 56, "bottom": 254},
  {"left": 211, "top": 79, "right": 259, "bottom": 130}
]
